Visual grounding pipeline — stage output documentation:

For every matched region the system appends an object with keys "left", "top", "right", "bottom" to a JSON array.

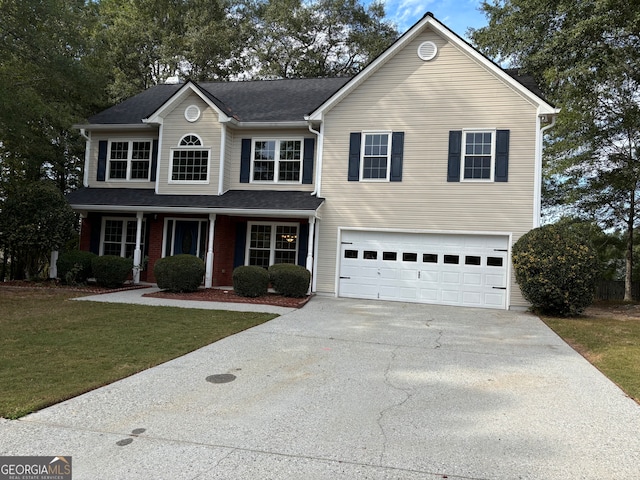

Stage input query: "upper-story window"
[
  {"left": 361, "top": 133, "right": 391, "bottom": 181},
  {"left": 251, "top": 139, "right": 303, "bottom": 183},
  {"left": 462, "top": 130, "right": 495, "bottom": 181},
  {"left": 170, "top": 134, "right": 210, "bottom": 183},
  {"left": 107, "top": 140, "right": 152, "bottom": 181}
]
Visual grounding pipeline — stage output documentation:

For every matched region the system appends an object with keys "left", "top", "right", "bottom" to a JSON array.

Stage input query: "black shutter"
[
  {"left": 240, "top": 138, "right": 251, "bottom": 183},
  {"left": 348, "top": 132, "right": 361, "bottom": 181},
  {"left": 97, "top": 140, "right": 107, "bottom": 182},
  {"left": 150, "top": 139, "right": 158, "bottom": 181},
  {"left": 233, "top": 222, "right": 247, "bottom": 268},
  {"left": 390, "top": 132, "right": 404, "bottom": 182},
  {"left": 447, "top": 131, "right": 462, "bottom": 182},
  {"left": 494, "top": 130, "right": 510, "bottom": 182},
  {"left": 302, "top": 138, "right": 315, "bottom": 184},
  {"left": 297, "top": 223, "right": 309, "bottom": 267}
]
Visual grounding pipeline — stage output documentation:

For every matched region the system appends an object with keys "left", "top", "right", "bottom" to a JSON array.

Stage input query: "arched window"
[{"left": 171, "top": 134, "right": 209, "bottom": 182}]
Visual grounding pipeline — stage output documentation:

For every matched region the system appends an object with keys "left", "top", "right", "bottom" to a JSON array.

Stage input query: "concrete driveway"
[{"left": 1, "top": 296, "right": 639, "bottom": 479}]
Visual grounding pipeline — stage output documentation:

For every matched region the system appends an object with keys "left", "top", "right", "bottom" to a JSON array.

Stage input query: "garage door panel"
[{"left": 339, "top": 232, "right": 508, "bottom": 309}]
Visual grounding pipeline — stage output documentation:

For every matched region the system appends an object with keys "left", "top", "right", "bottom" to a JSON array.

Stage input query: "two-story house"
[{"left": 67, "top": 12, "right": 559, "bottom": 310}]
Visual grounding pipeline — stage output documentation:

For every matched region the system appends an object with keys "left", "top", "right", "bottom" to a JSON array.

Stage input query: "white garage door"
[{"left": 339, "top": 231, "right": 509, "bottom": 309}]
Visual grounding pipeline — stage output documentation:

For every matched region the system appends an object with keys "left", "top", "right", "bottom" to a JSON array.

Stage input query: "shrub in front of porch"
[
  {"left": 154, "top": 254, "right": 205, "bottom": 293},
  {"left": 57, "top": 250, "right": 97, "bottom": 285},
  {"left": 268, "top": 264, "right": 310, "bottom": 297},
  {"left": 92, "top": 255, "right": 133, "bottom": 288},
  {"left": 233, "top": 266, "right": 269, "bottom": 297}
]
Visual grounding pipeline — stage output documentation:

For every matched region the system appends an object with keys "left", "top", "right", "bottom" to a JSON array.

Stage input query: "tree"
[
  {"left": 242, "top": 0, "right": 397, "bottom": 79},
  {"left": 0, "top": 0, "right": 107, "bottom": 196},
  {"left": 470, "top": 0, "right": 640, "bottom": 301},
  {"left": 0, "top": 182, "right": 77, "bottom": 280}
]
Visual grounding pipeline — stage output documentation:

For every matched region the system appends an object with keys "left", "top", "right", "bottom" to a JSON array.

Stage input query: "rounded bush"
[
  {"left": 268, "top": 263, "right": 310, "bottom": 297},
  {"left": 91, "top": 255, "right": 132, "bottom": 288},
  {"left": 512, "top": 223, "right": 601, "bottom": 316},
  {"left": 232, "top": 266, "right": 269, "bottom": 297},
  {"left": 154, "top": 254, "right": 205, "bottom": 292},
  {"left": 56, "top": 250, "right": 97, "bottom": 284}
]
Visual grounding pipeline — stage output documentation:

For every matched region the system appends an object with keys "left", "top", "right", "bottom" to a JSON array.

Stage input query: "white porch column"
[
  {"left": 49, "top": 250, "right": 59, "bottom": 279},
  {"left": 205, "top": 213, "right": 216, "bottom": 288},
  {"left": 306, "top": 217, "right": 316, "bottom": 294},
  {"left": 132, "top": 211, "right": 143, "bottom": 284}
]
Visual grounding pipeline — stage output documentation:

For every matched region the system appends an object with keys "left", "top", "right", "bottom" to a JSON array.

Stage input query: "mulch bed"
[{"left": 144, "top": 288, "right": 311, "bottom": 308}]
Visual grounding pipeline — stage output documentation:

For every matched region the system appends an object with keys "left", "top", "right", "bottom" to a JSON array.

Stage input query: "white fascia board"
[
  {"left": 68, "top": 204, "right": 323, "bottom": 219},
  {"left": 308, "top": 14, "right": 558, "bottom": 120},
  {"left": 232, "top": 121, "right": 310, "bottom": 129},
  {"left": 73, "top": 124, "right": 157, "bottom": 131},
  {"left": 143, "top": 81, "right": 231, "bottom": 124}
]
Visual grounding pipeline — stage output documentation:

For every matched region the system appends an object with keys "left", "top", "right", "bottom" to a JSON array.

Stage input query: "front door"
[{"left": 172, "top": 220, "right": 204, "bottom": 258}]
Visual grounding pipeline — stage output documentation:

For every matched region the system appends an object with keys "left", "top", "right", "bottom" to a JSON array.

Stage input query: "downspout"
[
  {"left": 80, "top": 129, "right": 90, "bottom": 188},
  {"left": 308, "top": 121, "right": 324, "bottom": 196},
  {"left": 533, "top": 114, "right": 558, "bottom": 227},
  {"left": 218, "top": 123, "right": 227, "bottom": 195}
]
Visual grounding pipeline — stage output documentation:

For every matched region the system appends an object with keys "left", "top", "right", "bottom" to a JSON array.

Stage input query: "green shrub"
[
  {"left": 232, "top": 266, "right": 269, "bottom": 297},
  {"left": 56, "top": 250, "right": 97, "bottom": 285},
  {"left": 512, "top": 223, "right": 601, "bottom": 316},
  {"left": 154, "top": 254, "right": 205, "bottom": 292},
  {"left": 91, "top": 255, "right": 132, "bottom": 288},
  {"left": 268, "top": 263, "right": 310, "bottom": 297}
]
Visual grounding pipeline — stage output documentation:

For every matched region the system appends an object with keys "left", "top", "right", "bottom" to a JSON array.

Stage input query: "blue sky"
[{"left": 370, "top": 0, "right": 488, "bottom": 39}]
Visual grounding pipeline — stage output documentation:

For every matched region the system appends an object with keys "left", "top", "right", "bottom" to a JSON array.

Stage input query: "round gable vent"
[
  {"left": 417, "top": 41, "right": 438, "bottom": 61},
  {"left": 185, "top": 105, "right": 201, "bottom": 122}
]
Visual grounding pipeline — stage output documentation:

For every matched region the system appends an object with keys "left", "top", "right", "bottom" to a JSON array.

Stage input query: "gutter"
[
  {"left": 533, "top": 111, "right": 559, "bottom": 227},
  {"left": 79, "top": 129, "right": 91, "bottom": 187}
]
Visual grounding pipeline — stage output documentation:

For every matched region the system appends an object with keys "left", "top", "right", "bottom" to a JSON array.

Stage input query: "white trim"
[
  {"left": 205, "top": 213, "right": 216, "bottom": 288},
  {"left": 99, "top": 216, "right": 146, "bottom": 258},
  {"left": 308, "top": 122, "right": 323, "bottom": 196},
  {"left": 74, "top": 124, "right": 156, "bottom": 131},
  {"left": 218, "top": 124, "right": 227, "bottom": 195},
  {"left": 144, "top": 81, "right": 231, "bottom": 124},
  {"left": 69, "top": 204, "right": 323, "bottom": 218},
  {"left": 307, "top": 14, "right": 558, "bottom": 121},
  {"left": 245, "top": 221, "right": 300, "bottom": 267},
  {"left": 184, "top": 104, "right": 201, "bottom": 123},
  {"left": 360, "top": 131, "right": 392, "bottom": 182},
  {"left": 105, "top": 139, "right": 154, "bottom": 182},
  {"left": 161, "top": 217, "right": 209, "bottom": 259},
  {"left": 460, "top": 129, "right": 496, "bottom": 182},
  {"left": 155, "top": 124, "right": 163, "bottom": 194},
  {"left": 312, "top": 219, "right": 320, "bottom": 293},
  {"left": 249, "top": 137, "right": 304, "bottom": 184},
  {"left": 534, "top": 112, "right": 558, "bottom": 227},
  {"left": 81, "top": 129, "right": 90, "bottom": 188},
  {"left": 168, "top": 147, "right": 211, "bottom": 184}
]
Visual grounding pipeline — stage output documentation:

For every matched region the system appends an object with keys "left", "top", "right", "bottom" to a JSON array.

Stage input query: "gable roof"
[
  {"left": 87, "top": 77, "right": 351, "bottom": 125},
  {"left": 307, "top": 12, "right": 559, "bottom": 121}
]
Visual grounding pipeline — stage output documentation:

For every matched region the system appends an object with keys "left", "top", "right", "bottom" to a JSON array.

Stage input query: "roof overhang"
[
  {"left": 143, "top": 81, "right": 233, "bottom": 124},
  {"left": 307, "top": 12, "right": 559, "bottom": 121},
  {"left": 71, "top": 204, "right": 322, "bottom": 218},
  {"left": 73, "top": 123, "right": 157, "bottom": 131}
]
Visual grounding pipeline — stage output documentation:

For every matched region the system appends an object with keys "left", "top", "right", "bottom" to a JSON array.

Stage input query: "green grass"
[
  {"left": 543, "top": 314, "right": 640, "bottom": 403},
  {"left": 0, "top": 287, "right": 276, "bottom": 419}
]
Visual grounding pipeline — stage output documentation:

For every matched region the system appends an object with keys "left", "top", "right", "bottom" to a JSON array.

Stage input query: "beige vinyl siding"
[
  {"left": 157, "top": 94, "right": 221, "bottom": 195},
  {"left": 223, "top": 127, "right": 234, "bottom": 193},
  {"left": 227, "top": 127, "right": 315, "bottom": 192},
  {"left": 86, "top": 129, "right": 157, "bottom": 189},
  {"left": 315, "top": 29, "right": 540, "bottom": 308}
]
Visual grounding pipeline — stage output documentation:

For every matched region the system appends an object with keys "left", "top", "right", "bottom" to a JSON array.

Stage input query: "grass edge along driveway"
[{"left": 0, "top": 288, "right": 276, "bottom": 419}]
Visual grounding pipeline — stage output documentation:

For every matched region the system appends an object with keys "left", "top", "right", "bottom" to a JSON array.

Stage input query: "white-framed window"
[
  {"left": 251, "top": 139, "right": 303, "bottom": 183},
  {"left": 170, "top": 134, "right": 210, "bottom": 183},
  {"left": 246, "top": 222, "right": 299, "bottom": 268},
  {"left": 361, "top": 132, "right": 391, "bottom": 181},
  {"left": 107, "top": 140, "right": 152, "bottom": 181},
  {"left": 100, "top": 217, "right": 145, "bottom": 258},
  {"left": 462, "top": 130, "right": 495, "bottom": 181}
]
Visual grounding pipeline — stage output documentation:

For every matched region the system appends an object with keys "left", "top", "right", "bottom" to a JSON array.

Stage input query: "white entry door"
[{"left": 338, "top": 231, "right": 509, "bottom": 309}]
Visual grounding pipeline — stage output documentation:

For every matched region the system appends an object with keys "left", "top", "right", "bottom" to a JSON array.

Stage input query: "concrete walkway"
[{"left": 1, "top": 296, "right": 639, "bottom": 479}]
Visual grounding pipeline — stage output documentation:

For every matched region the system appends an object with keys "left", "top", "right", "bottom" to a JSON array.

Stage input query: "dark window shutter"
[
  {"left": 233, "top": 222, "right": 247, "bottom": 268},
  {"left": 297, "top": 223, "right": 309, "bottom": 267},
  {"left": 240, "top": 138, "right": 251, "bottom": 183},
  {"left": 302, "top": 138, "right": 315, "bottom": 184},
  {"left": 494, "top": 130, "right": 510, "bottom": 182},
  {"left": 447, "top": 131, "right": 462, "bottom": 182},
  {"left": 348, "top": 132, "right": 361, "bottom": 181},
  {"left": 390, "top": 132, "right": 404, "bottom": 182},
  {"left": 150, "top": 139, "right": 158, "bottom": 181},
  {"left": 97, "top": 140, "right": 107, "bottom": 182}
]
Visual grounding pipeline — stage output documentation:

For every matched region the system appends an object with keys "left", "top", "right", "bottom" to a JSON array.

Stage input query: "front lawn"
[
  {"left": 0, "top": 287, "right": 276, "bottom": 419},
  {"left": 543, "top": 311, "right": 640, "bottom": 403}
]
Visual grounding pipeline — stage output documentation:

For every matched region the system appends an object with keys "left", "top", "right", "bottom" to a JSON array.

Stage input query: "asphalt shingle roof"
[
  {"left": 88, "top": 78, "right": 351, "bottom": 124},
  {"left": 66, "top": 188, "right": 324, "bottom": 212}
]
